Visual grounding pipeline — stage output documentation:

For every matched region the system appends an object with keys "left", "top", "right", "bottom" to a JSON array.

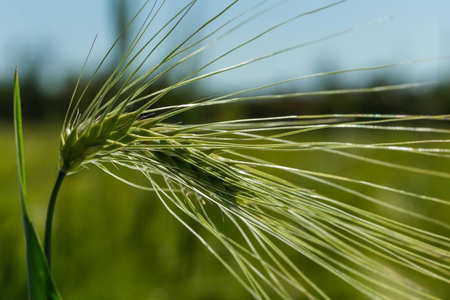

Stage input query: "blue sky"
[{"left": 1, "top": 0, "right": 449, "bottom": 92}]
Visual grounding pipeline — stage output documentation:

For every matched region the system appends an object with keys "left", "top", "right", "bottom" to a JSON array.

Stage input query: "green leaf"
[{"left": 14, "top": 68, "right": 62, "bottom": 300}]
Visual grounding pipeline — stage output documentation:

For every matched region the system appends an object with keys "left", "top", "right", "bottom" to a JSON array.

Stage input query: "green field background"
[{"left": 1, "top": 122, "right": 449, "bottom": 299}]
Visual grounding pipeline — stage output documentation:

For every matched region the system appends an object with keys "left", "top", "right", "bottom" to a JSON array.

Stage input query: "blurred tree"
[{"left": 110, "top": 0, "right": 131, "bottom": 68}]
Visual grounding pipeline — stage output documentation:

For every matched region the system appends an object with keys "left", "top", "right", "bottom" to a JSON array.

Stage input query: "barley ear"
[{"left": 55, "top": 2, "right": 450, "bottom": 299}]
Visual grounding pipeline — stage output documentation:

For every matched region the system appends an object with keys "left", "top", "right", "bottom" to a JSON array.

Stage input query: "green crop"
[{"left": 14, "top": 1, "right": 450, "bottom": 299}]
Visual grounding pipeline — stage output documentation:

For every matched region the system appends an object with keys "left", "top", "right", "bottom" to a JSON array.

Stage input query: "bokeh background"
[{"left": 1, "top": 1, "right": 449, "bottom": 299}]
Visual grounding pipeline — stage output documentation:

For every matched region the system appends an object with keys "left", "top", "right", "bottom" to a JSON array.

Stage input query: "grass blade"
[{"left": 14, "top": 68, "right": 62, "bottom": 300}]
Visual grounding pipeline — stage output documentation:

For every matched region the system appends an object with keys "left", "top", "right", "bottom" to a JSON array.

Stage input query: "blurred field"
[{"left": 1, "top": 122, "right": 449, "bottom": 299}]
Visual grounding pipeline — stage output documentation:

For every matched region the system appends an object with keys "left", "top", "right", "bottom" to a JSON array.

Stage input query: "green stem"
[{"left": 44, "top": 171, "right": 66, "bottom": 269}]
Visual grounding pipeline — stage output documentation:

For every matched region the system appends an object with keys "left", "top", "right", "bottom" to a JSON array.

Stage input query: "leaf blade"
[{"left": 14, "top": 68, "right": 62, "bottom": 300}]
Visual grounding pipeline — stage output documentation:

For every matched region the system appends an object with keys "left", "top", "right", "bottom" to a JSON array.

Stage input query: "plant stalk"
[{"left": 44, "top": 171, "right": 66, "bottom": 268}]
